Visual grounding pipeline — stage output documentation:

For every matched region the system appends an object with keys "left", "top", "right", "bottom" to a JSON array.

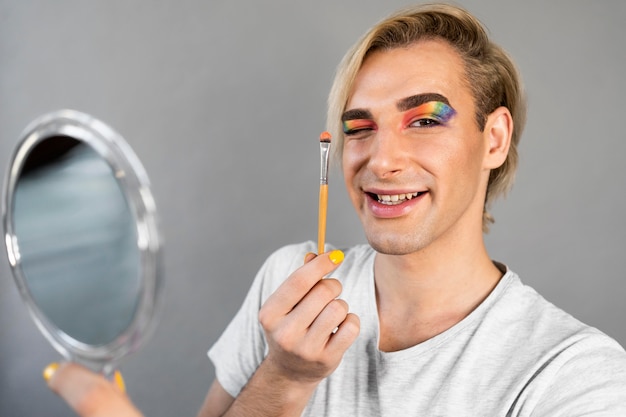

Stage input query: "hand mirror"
[{"left": 2, "top": 109, "right": 161, "bottom": 376}]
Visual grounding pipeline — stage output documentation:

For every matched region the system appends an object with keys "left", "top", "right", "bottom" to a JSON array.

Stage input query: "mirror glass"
[{"left": 2, "top": 110, "right": 161, "bottom": 373}]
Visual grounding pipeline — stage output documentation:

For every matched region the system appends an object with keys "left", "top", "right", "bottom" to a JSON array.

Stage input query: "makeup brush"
[{"left": 318, "top": 131, "right": 331, "bottom": 254}]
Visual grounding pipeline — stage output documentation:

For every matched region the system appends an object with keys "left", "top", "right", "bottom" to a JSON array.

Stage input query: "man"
[{"left": 47, "top": 3, "right": 626, "bottom": 416}]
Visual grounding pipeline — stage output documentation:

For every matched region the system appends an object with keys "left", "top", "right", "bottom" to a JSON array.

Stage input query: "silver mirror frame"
[{"left": 2, "top": 109, "right": 162, "bottom": 374}]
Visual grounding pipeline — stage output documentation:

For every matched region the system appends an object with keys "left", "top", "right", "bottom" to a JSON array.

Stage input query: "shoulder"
[
  {"left": 484, "top": 268, "right": 626, "bottom": 370},
  {"left": 491, "top": 270, "right": 626, "bottom": 413},
  {"left": 493, "top": 270, "right": 612, "bottom": 343},
  {"left": 528, "top": 326, "right": 626, "bottom": 414}
]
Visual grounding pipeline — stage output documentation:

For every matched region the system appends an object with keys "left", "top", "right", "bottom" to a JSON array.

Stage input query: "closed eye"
[
  {"left": 344, "top": 126, "right": 375, "bottom": 136},
  {"left": 343, "top": 119, "right": 377, "bottom": 137}
]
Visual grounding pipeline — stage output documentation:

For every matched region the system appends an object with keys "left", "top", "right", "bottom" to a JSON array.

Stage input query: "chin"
[{"left": 366, "top": 232, "right": 431, "bottom": 256}]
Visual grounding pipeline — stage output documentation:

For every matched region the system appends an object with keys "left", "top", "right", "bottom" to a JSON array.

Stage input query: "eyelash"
[
  {"left": 343, "top": 117, "right": 441, "bottom": 136},
  {"left": 344, "top": 127, "right": 375, "bottom": 136},
  {"left": 408, "top": 117, "right": 441, "bottom": 128},
  {"left": 343, "top": 121, "right": 377, "bottom": 137}
]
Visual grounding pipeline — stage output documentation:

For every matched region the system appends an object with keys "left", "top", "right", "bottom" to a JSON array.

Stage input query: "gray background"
[{"left": 1, "top": 1, "right": 624, "bottom": 416}]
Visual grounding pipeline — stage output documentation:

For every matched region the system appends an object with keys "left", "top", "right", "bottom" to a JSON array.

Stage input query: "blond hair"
[{"left": 327, "top": 3, "right": 526, "bottom": 231}]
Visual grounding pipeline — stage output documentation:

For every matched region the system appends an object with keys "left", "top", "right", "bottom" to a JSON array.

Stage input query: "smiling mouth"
[{"left": 367, "top": 191, "right": 426, "bottom": 205}]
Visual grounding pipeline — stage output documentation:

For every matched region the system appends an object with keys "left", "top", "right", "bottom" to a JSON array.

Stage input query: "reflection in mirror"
[
  {"left": 14, "top": 137, "right": 140, "bottom": 346},
  {"left": 2, "top": 110, "right": 161, "bottom": 375}
]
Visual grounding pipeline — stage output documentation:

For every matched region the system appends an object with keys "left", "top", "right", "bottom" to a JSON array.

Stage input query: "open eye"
[
  {"left": 409, "top": 118, "right": 441, "bottom": 128},
  {"left": 402, "top": 101, "right": 456, "bottom": 129}
]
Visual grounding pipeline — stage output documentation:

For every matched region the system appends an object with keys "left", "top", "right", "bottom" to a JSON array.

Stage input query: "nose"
[{"left": 367, "top": 129, "right": 406, "bottom": 179}]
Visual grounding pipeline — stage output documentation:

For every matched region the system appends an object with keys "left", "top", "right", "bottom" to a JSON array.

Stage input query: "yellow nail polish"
[
  {"left": 329, "top": 250, "right": 344, "bottom": 265},
  {"left": 43, "top": 362, "right": 59, "bottom": 382},
  {"left": 303, "top": 252, "right": 316, "bottom": 263},
  {"left": 113, "top": 370, "right": 126, "bottom": 393}
]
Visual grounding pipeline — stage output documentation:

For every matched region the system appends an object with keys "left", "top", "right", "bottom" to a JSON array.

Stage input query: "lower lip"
[{"left": 366, "top": 193, "right": 426, "bottom": 218}]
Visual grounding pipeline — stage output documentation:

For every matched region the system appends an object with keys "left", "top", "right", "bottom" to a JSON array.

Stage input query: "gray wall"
[{"left": 1, "top": 1, "right": 624, "bottom": 416}]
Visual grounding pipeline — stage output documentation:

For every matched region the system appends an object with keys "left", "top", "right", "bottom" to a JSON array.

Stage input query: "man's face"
[{"left": 342, "top": 39, "right": 492, "bottom": 255}]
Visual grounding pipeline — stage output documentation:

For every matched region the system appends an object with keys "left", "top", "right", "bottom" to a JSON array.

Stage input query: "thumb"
[{"left": 44, "top": 362, "right": 143, "bottom": 417}]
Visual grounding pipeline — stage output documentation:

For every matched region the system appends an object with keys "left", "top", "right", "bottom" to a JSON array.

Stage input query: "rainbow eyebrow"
[{"left": 406, "top": 101, "right": 456, "bottom": 124}]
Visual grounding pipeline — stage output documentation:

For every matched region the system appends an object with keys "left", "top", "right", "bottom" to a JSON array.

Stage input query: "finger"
[
  {"left": 46, "top": 362, "right": 107, "bottom": 395},
  {"left": 46, "top": 363, "right": 125, "bottom": 395},
  {"left": 282, "top": 278, "right": 343, "bottom": 330},
  {"left": 326, "top": 313, "right": 360, "bottom": 354},
  {"left": 306, "top": 298, "right": 350, "bottom": 341},
  {"left": 303, "top": 252, "right": 317, "bottom": 264},
  {"left": 113, "top": 370, "right": 126, "bottom": 393},
  {"left": 261, "top": 250, "right": 344, "bottom": 320},
  {"left": 46, "top": 362, "right": 115, "bottom": 410},
  {"left": 45, "top": 362, "right": 143, "bottom": 417}
]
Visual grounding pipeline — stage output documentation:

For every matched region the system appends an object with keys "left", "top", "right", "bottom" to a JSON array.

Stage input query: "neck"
[{"left": 374, "top": 235, "right": 503, "bottom": 351}]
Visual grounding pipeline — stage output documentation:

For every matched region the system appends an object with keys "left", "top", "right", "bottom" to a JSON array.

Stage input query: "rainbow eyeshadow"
[
  {"left": 404, "top": 101, "right": 456, "bottom": 125},
  {"left": 342, "top": 119, "right": 376, "bottom": 134}
]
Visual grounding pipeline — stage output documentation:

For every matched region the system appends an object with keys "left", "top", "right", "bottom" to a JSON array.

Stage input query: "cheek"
[
  {"left": 405, "top": 138, "right": 457, "bottom": 174},
  {"left": 412, "top": 136, "right": 485, "bottom": 192},
  {"left": 341, "top": 143, "right": 369, "bottom": 206},
  {"left": 459, "top": 136, "right": 488, "bottom": 174},
  {"left": 441, "top": 140, "right": 488, "bottom": 199},
  {"left": 341, "top": 141, "right": 366, "bottom": 179}
]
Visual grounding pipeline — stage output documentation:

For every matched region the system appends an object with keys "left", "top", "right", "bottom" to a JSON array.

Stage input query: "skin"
[
  {"left": 47, "top": 363, "right": 143, "bottom": 417},
  {"left": 47, "top": 38, "right": 513, "bottom": 416},
  {"left": 342, "top": 39, "right": 512, "bottom": 351},
  {"left": 198, "top": 251, "right": 360, "bottom": 417}
]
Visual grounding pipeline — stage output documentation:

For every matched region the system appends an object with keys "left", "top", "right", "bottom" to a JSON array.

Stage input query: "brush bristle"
[{"left": 320, "top": 131, "right": 332, "bottom": 143}]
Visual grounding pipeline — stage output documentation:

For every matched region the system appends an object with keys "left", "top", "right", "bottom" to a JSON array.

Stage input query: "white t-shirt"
[{"left": 209, "top": 241, "right": 626, "bottom": 416}]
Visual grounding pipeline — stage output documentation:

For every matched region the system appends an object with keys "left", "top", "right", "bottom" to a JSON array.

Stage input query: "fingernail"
[
  {"left": 303, "top": 252, "right": 316, "bottom": 263},
  {"left": 43, "top": 362, "right": 59, "bottom": 382},
  {"left": 113, "top": 370, "right": 126, "bottom": 393},
  {"left": 329, "top": 250, "right": 344, "bottom": 265}
]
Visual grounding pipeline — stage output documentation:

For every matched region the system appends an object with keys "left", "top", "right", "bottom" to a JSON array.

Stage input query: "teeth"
[{"left": 376, "top": 192, "right": 421, "bottom": 205}]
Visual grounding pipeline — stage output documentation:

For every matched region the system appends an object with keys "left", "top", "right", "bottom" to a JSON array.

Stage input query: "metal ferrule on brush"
[{"left": 319, "top": 141, "right": 330, "bottom": 185}]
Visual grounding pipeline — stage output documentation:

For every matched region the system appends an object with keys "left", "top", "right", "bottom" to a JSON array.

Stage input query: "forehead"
[{"left": 346, "top": 39, "right": 471, "bottom": 111}]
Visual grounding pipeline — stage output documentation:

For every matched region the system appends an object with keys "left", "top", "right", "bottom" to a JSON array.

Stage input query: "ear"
[{"left": 482, "top": 106, "right": 513, "bottom": 170}]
